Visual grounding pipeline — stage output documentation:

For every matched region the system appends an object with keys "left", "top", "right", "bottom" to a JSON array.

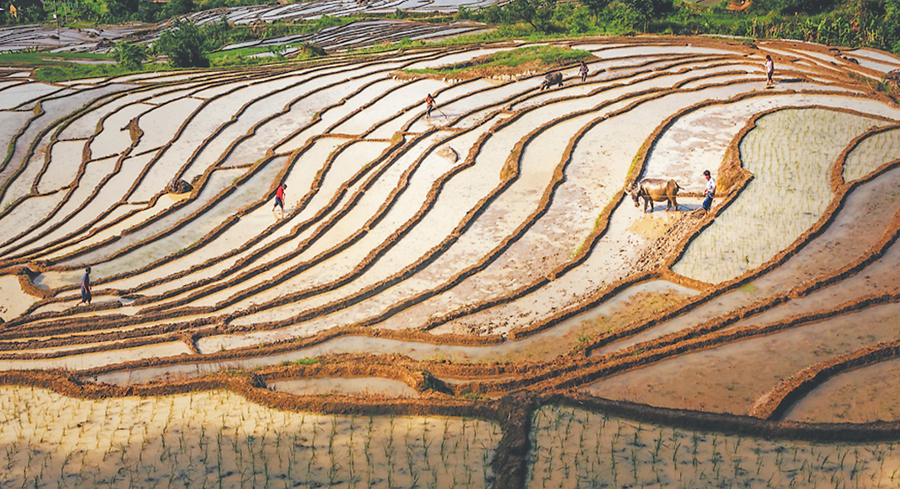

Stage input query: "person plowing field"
[
  {"left": 425, "top": 93, "right": 436, "bottom": 118},
  {"left": 579, "top": 61, "right": 589, "bottom": 82}
]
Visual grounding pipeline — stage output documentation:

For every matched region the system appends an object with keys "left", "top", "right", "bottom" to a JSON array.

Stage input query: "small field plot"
[{"left": 843, "top": 126, "right": 900, "bottom": 182}]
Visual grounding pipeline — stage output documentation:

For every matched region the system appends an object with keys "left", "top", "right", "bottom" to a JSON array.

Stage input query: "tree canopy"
[
  {"left": 507, "top": 0, "right": 557, "bottom": 32},
  {"left": 111, "top": 41, "right": 148, "bottom": 70},
  {"left": 154, "top": 20, "right": 209, "bottom": 67}
]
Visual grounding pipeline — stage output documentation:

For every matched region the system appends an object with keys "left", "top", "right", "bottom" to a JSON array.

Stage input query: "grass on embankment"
[
  {"left": 0, "top": 52, "right": 142, "bottom": 82},
  {"left": 208, "top": 42, "right": 326, "bottom": 67},
  {"left": 400, "top": 45, "right": 595, "bottom": 79},
  {"left": 31, "top": 63, "right": 165, "bottom": 82},
  {"left": 19, "top": 45, "right": 324, "bottom": 82},
  {"left": 0, "top": 51, "right": 113, "bottom": 65}
]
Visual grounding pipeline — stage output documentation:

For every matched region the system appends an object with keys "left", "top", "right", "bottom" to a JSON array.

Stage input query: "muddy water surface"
[
  {"left": 269, "top": 377, "right": 419, "bottom": 398},
  {"left": 784, "top": 356, "right": 900, "bottom": 423},
  {"left": 584, "top": 302, "right": 900, "bottom": 415}
]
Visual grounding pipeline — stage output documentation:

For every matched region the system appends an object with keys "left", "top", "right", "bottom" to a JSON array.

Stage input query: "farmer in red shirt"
[
  {"left": 425, "top": 93, "right": 435, "bottom": 118},
  {"left": 273, "top": 183, "right": 286, "bottom": 218}
]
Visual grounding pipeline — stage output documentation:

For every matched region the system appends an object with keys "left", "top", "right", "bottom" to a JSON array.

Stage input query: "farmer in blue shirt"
[{"left": 80, "top": 266, "right": 92, "bottom": 305}]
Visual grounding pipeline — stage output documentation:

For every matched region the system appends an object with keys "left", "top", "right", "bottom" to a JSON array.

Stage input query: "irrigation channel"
[{"left": 2, "top": 36, "right": 900, "bottom": 487}]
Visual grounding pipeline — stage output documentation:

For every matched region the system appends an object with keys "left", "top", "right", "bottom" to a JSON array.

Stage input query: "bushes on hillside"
[
  {"left": 456, "top": 0, "right": 900, "bottom": 54},
  {"left": 166, "top": 0, "right": 195, "bottom": 17},
  {"left": 112, "top": 41, "right": 148, "bottom": 70},
  {"left": 154, "top": 20, "right": 209, "bottom": 67},
  {"left": 750, "top": 0, "right": 840, "bottom": 15}
]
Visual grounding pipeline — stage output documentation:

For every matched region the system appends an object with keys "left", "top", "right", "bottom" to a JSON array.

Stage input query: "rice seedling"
[
  {"left": 0, "top": 387, "right": 505, "bottom": 488},
  {"left": 674, "top": 108, "right": 890, "bottom": 283},
  {"left": 527, "top": 405, "right": 900, "bottom": 489}
]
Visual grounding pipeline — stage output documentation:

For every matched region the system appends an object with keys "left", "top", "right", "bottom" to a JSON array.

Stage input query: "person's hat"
[{"left": 703, "top": 170, "right": 710, "bottom": 176}]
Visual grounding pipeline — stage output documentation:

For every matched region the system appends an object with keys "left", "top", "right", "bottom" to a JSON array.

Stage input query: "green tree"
[
  {"left": 887, "top": 0, "right": 900, "bottom": 53},
  {"left": 625, "top": 0, "right": 672, "bottom": 22},
  {"left": 154, "top": 19, "right": 209, "bottom": 67},
  {"left": 507, "top": 0, "right": 557, "bottom": 32},
  {"left": 111, "top": 41, "right": 148, "bottom": 70},
  {"left": 71, "top": 0, "right": 103, "bottom": 22},
  {"left": 889, "top": 0, "right": 900, "bottom": 16},
  {"left": 751, "top": 0, "right": 836, "bottom": 15},
  {"left": 567, "top": 5, "right": 593, "bottom": 33},
  {"left": 14, "top": 2, "right": 49, "bottom": 23},
  {"left": 165, "top": 0, "right": 194, "bottom": 17},
  {"left": 106, "top": 0, "right": 139, "bottom": 19},
  {"left": 580, "top": 0, "right": 611, "bottom": 21}
]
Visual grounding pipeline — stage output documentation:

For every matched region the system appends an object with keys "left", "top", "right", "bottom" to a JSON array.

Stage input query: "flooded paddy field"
[{"left": 1, "top": 36, "right": 900, "bottom": 487}]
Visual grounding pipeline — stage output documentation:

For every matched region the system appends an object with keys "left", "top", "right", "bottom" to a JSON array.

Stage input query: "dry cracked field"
[{"left": 2, "top": 36, "right": 900, "bottom": 488}]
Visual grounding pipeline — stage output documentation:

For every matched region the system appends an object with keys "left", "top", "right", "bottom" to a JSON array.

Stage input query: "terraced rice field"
[
  {"left": 0, "top": 19, "right": 487, "bottom": 55},
  {"left": 2, "top": 36, "right": 900, "bottom": 487},
  {"left": 0, "top": 23, "right": 146, "bottom": 53},
  {"left": 218, "top": 20, "right": 488, "bottom": 55}
]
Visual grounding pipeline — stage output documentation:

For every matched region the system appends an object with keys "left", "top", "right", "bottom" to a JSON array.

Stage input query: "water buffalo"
[
  {"left": 540, "top": 72, "right": 563, "bottom": 91},
  {"left": 628, "top": 178, "right": 681, "bottom": 212}
]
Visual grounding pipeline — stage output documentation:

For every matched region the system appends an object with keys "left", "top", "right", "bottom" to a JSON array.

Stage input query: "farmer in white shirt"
[{"left": 702, "top": 170, "right": 716, "bottom": 211}]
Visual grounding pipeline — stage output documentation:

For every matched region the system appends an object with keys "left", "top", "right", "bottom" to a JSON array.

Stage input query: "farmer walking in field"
[
  {"left": 80, "top": 266, "right": 92, "bottom": 306},
  {"left": 425, "top": 93, "right": 436, "bottom": 118},
  {"left": 273, "top": 183, "right": 287, "bottom": 218},
  {"left": 702, "top": 170, "right": 716, "bottom": 212},
  {"left": 579, "top": 60, "right": 589, "bottom": 82},
  {"left": 765, "top": 55, "right": 775, "bottom": 87}
]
